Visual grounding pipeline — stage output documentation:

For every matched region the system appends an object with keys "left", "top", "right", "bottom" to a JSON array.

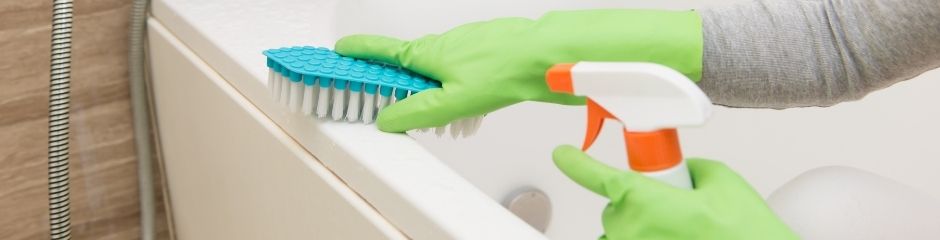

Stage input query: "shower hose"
[
  {"left": 47, "top": 0, "right": 156, "bottom": 239},
  {"left": 48, "top": 0, "right": 73, "bottom": 239}
]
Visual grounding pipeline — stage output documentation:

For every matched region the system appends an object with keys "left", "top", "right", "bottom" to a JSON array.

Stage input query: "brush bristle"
[{"left": 263, "top": 46, "right": 484, "bottom": 138}]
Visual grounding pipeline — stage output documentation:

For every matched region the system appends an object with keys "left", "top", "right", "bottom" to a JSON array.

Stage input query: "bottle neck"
[{"left": 623, "top": 128, "right": 683, "bottom": 172}]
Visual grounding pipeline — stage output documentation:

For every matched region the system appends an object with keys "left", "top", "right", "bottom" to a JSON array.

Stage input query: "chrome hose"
[
  {"left": 129, "top": 0, "right": 156, "bottom": 239},
  {"left": 48, "top": 0, "right": 74, "bottom": 239}
]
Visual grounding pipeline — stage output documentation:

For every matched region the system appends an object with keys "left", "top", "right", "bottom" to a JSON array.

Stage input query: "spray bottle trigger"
[{"left": 583, "top": 99, "right": 616, "bottom": 151}]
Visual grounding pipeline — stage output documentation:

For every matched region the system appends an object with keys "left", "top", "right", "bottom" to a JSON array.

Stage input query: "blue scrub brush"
[{"left": 263, "top": 46, "right": 483, "bottom": 137}]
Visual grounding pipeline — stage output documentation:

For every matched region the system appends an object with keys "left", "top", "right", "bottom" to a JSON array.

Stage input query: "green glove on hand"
[
  {"left": 553, "top": 145, "right": 798, "bottom": 240},
  {"left": 335, "top": 10, "right": 703, "bottom": 132}
]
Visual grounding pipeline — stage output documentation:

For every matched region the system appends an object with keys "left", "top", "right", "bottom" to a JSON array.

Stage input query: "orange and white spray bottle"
[{"left": 546, "top": 62, "right": 712, "bottom": 189}]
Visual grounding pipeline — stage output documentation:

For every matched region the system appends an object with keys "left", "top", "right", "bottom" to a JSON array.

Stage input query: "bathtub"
[{"left": 148, "top": 0, "right": 940, "bottom": 239}]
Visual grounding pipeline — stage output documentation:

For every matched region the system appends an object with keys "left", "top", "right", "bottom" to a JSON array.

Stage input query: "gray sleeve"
[{"left": 698, "top": 0, "right": 940, "bottom": 108}]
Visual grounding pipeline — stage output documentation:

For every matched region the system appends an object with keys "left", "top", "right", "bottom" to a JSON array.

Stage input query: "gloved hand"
[
  {"left": 553, "top": 145, "right": 798, "bottom": 240},
  {"left": 335, "top": 10, "right": 703, "bottom": 132}
]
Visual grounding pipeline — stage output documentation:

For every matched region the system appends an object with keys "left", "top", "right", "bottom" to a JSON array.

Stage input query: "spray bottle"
[{"left": 545, "top": 62, "right": 712, "bottom": 189}]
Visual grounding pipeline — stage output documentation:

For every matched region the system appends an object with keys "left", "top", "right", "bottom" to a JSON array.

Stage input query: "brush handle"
[{"left": 264, "top": 46, "right": 439, "bottom": 93}]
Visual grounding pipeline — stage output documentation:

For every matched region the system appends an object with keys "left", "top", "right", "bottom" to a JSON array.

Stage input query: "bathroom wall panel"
[
  {"left": 0, "top": 1, "right": 56, "bottom": 239},
  {"left": 0, "top": 0, "right": 171, "bottom": 239}
]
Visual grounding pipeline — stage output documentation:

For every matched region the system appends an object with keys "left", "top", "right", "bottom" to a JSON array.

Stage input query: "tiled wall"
[{"left": 0, "top": 1, "right": 170, "bottom": 239}]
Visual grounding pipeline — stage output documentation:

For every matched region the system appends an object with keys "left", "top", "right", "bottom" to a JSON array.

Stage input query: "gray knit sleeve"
[{"left": 698, "top": 0, "right": 940, "bottom": 108}]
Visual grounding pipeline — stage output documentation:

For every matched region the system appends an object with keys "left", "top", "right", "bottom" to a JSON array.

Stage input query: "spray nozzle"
[
  {"left": 546, "top": 63, "right": 617, "bottom": 151},
  {"left": 583, "top": 99, "right": 613, "bottom": 151},
  {"left": 546, "top": 62, "right": 712, "bottom": 177}
]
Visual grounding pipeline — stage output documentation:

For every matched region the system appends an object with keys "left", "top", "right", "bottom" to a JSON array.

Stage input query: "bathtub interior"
[{"left": 334, "top": 0, "right": 940, "bottom": 239}]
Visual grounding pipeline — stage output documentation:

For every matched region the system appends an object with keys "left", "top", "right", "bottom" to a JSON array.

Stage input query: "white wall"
[{"left": 334, "top": 0, "right": 716, "bottom": 39}]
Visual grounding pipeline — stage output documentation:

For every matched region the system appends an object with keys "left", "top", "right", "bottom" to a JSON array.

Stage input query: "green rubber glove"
[
  {"left": 553, "top": 145, "right": 798, "bottom": 240},
  {"left": 335, "top": 9, "right": 703, "bottom": 132}
]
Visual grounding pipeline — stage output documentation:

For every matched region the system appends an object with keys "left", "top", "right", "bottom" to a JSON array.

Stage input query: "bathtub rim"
[{"left": 149, "top": 0, "right": 545, "bottom": 239}]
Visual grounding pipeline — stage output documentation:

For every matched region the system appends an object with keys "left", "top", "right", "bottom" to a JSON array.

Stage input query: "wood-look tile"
[
  {"left": 1, "top": 0, "right": 171, "bottom": 239},
  {"left": 0, "top": 1, "right": 53, "bottom": 240},
  {"left": 0, "top": 24, "right": 51, "bottom": 126},
  {"left": 0, "top": 1, "right": 51, "bottom": 31},
  {"left": 0, "top": 116, "right": 49, "bottom": 240}
]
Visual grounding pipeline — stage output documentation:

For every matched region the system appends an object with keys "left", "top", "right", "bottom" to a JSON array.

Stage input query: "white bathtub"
[{"left": 148, "top": 0, "right": 940, "bottom": 239}]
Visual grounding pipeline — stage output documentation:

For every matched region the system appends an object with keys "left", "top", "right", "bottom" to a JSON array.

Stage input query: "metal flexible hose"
[
  {"left": 48, "top": 0, "right": 74, "bottom": 239},
  {"left": 129, "top": 0, "right": 156, "bottom": 239},
  {"left": 48, "top": 1, "right": 157, "bottom": 239}
]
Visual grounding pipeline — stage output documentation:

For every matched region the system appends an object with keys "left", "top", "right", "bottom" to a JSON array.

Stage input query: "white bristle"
[
  {"left": 459, "top": 118, "right": 472, "bottom": 136},
  {"left": 434, "top": 126, "right": 447, "bottom": 137},
  {"left": 362, "top": 93, "right": 376, "bottom": 124},
  {"left": 471, "top": 117, "right": 484, "bottom": 136},
  {"left": 346, "top": 90, "right": 362, "bottom": 122},
  {"left": 390, "top": 89, "right": 401, "bottom": 104},
  {"left": 279, "top": 75, "right": 290, "bottom": 106},
  {"left": 272, "top": 73, "right": 282, "bottom": 101},
  {"left": 377, "top": 95, "right": 390, "bottom": 112},
  {"left": 267, "top": 69, "right": 276, "bottom": 99},
  {"left": 275, "top": 74, "right": 284, "bottom": 104},
  {"left": 475, "top": 117, "right": 484, "bottom": 134},
  {"left": 449, "top": 119, "right": 464, "bottom": 138},
  {"left": 301, "top": 83, "right": 317, "bottom": 115},
  {"left": 464, "top": 118, "right": 477, "bottom": 136},
  {"left": 331, "top": 88, "right": 346, "bottom": 121},
  {"left": 289, "top": 81, "right": 303, "bottom": 112},
  {"left": 316, "top": 86, "right": 331, "bottom": 118},
  {"left": 269, "top": 70, "right": 278, "bottom": 100},
  {"left": 278, "top": 75, "right": 290, "bottom": 103},
  {"left": 266, "top": 67, "right": 487, "bottom": 138}
]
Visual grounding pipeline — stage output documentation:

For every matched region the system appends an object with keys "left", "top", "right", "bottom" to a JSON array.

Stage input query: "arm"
[{"left": 699, "top": 0, "right": 940, "bottom": 108}]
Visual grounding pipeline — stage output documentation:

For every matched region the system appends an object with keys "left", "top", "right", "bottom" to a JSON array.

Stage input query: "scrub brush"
[{"left": 263, "top": 46, "right": 483, "bottom": 137}]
